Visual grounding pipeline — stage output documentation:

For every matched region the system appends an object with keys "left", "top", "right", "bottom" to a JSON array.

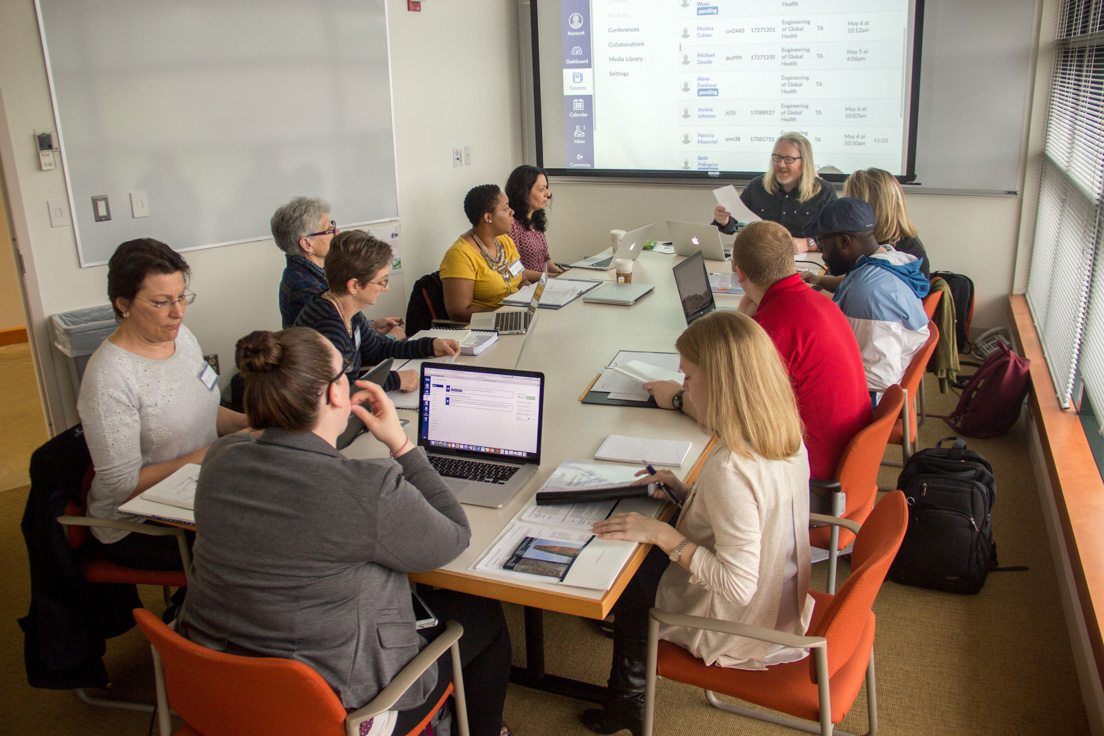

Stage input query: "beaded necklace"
[{"left": 471, "top": 231, "right": 511, "bottom": 287}]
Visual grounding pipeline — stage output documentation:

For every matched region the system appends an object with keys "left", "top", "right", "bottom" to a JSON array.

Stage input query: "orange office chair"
[
  {"left": 884, "top": 320, "right": 940, "bottom": 467},
  {"left": 642, "top": 491, "right": 908, "bottom": 736},
  {"left": 51, "top": 441, "right": 190, "bottom": 712},
  {"left": 921, "top": 290, "right": 942, "bottom": 320},
  {"left": 133, "top": 608, "right": 469, "bottom": 736},
  {"left": 809, "top": 385, "right": 904, "bottom": 594},
  {"left": 917, "top": 290, "right": 943, "bottom": 426}
]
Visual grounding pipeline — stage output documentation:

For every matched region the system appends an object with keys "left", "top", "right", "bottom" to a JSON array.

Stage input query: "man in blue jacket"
[{"left": 805, "top": 197, "right": 929, "bottom": 403}]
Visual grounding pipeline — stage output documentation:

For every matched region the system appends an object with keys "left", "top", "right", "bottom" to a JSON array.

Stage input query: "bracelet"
[{"left": 390, "top": 437, "right": 411, "bottom": 457}]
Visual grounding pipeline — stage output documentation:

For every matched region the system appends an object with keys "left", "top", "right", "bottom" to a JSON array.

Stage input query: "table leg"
[{"left": 509, "top": 606, "right": 607, "bottom": 703}]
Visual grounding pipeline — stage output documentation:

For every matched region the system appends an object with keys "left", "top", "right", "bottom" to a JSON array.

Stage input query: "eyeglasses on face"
[
  {"left": 364, "top": 275, "right": 389, "bottom": 289},
  {"left": 136, "top": 290, "right": 196, "bottom": 310},
  {"left": 307, "top": 220, "right": 338, "bottom": 238},
  {"left": 324, "top": 353, "right": 354, "bottom": 405},
  {"left": 771, "top": 154, "right": 801, "bottom": 165}
]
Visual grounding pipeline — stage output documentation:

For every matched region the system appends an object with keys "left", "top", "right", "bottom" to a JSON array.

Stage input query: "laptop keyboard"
[
  {"left": 495, "top": 310, "right": 529, "bottom": 333},
  {"left": 588, "top": 256, "right": 613, "bottom": 269},
  {"left": 429, "top": 456, "right": 520, "bottom": 485}
]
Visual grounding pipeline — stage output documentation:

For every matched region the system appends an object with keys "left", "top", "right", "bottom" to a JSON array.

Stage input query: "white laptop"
[
  {"left": 672, "top": 251, "right": 737, "bottom": 324},
  {"left": 667, "top": 220, "right": 730, "bottom": 261},
  {"left": 470, "top": 272, "right": 547, "bottom": 334},
  {"left": 418, "top": 362, "right": 545, "bottom": 508},
  {"left": 569, "top": 224, "right": 654, "bottom": 271},
  {"left": 582, "top": 282, "right": 655, "bottom": 306}
]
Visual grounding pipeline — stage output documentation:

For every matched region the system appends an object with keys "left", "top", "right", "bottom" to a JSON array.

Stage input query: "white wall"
[
  {"left": 0, "top": 0, "right": 523, "bottom": 433},
  {"left": 545, "top": 181, "right": 1024, "bottom": 333}
]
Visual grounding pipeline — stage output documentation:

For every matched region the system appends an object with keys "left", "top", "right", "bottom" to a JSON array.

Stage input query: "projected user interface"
[
  {"left": 551, "top": 0, "right": 914, "bottom": 175},
  {"left": 421, "top": 367, "right": 541, "bottom": 459}
]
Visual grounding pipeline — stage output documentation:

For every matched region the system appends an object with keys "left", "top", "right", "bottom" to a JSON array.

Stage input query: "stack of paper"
[
  {"left": 410, "top": 328, "right": 498, "bottom": 355},
  {"left": 501, "top": 278, "right": 601, "bottom": 308},
  {"left": 593, "top": 351, "right": 683, "bottom": 402},
  {"left": 140, "top": 464, "right": 200, "bottom": 510},
  {"left": 472, "top": 461, "right": 661, "bottom": 590},
  {"left": 594, "top": 434, "right": 692, "bottom": 467}
]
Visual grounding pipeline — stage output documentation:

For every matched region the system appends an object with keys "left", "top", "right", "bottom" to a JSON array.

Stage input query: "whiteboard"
[
  {"left": 910, "top": 0, "right": 1039, "bottom": 193},
  {"left": 36, "top": 0, "right": 399, "bottom": 267}
]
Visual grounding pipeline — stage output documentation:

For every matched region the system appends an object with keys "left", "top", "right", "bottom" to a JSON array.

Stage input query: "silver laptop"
[
  {"left": 673, "top": 251, "right": 737, "bottom": 324},
  {"left": 470, "top": 272, "right": 547, "bottom": 334},
  {"left": 667, "top": 220, "right": 730, "bottom": 261},
  {"left": 418, "top": 362, "right": 545, "bottom": 508},
  {"left": 582, "top": 282, "right": 655, "bottom": 306},
  {"left": 569, "top": 224, "right": 654, "bottom": 271}
]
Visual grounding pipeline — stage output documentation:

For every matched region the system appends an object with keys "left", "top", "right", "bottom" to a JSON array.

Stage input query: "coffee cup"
[
  {"left": 613, "top": 258, "right": 633, "bottom": 284},
  {"left": 609, "top": 229, "right": 626, "bottom": 251}
]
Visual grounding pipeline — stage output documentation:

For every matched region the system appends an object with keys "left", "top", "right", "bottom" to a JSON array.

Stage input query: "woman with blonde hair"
[
  {"left": 844, "top": 167, "right": 930, "bottom": 277},
  {"left": 580, "top": 310, "right": 814, "bottom": 736},
  {"left": 712, "top": 132, "right": 837, "bottom": 254}
]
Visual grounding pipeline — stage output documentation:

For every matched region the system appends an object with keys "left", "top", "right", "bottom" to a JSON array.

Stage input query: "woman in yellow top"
[{"left": 441, "top": 184, "right": 543, "bottom": 322}]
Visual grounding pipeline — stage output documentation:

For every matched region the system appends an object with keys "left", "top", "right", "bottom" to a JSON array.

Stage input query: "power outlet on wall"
[
  {"left": 203, "top": 353, "right": 220, "bottom": 374},
  {"left": 452, "top": 147, "right": 463, "bottom": 168}
]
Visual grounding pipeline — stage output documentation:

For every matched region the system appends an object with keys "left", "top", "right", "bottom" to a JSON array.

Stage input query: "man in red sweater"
[{"left": 645, "top": 220, "right": 871, "bottom": 479}]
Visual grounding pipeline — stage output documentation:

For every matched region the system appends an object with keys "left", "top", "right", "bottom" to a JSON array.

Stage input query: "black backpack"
[
  {"left": 930, "top": 271, "right": 975, "bottom": 351},
  {"left": 889, "top": 437, "right": 997, "bottom": 594}
]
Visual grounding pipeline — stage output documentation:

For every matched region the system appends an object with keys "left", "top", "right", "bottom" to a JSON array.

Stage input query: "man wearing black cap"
[{"left": 804, "top": 197, "right": 930, "bottom": 402}]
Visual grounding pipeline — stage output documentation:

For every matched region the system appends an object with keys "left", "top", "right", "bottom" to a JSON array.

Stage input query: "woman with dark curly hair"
[
  {"left": 440, "top": 183, "right": 543, "bottom": 322},
  {"left": 505, "top": 164, "right": 562, "bottom": 275}
]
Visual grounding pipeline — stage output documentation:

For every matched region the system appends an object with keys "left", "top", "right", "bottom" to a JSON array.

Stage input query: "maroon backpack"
[{"left": 942, "top": 342, "right": 1031, "bottom": 438}]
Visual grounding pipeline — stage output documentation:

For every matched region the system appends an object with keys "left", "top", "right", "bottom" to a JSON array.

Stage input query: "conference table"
[{"left": 343, "top": 248, "right": 745, "bottom": 700}]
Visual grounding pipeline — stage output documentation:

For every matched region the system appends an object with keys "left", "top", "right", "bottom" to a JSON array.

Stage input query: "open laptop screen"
[
  {"left": 418, "top": 363, "right": 544, "bottom": 462},
  {"left": 672, "top": 251, "right": 716, "bottom": 325}
]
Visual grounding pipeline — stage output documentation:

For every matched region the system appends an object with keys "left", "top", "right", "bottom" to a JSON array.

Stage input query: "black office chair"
[{"left": 405, "top": 271, "right": 466, "bottom": 334}]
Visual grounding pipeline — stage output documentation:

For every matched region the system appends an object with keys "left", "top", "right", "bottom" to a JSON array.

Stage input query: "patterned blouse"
[{"left": 508, "top": 218, "right": 551, "bottom": 271}]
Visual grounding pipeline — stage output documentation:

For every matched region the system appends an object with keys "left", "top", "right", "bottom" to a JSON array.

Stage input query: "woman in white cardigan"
[{"left": 580, "top": 310, "right": 814, "bottom": 736}]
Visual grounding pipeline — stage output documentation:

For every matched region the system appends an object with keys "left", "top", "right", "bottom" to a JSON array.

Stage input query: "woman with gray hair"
[{"left": 271, "top": 196, "right": 403, "bottom": 335}]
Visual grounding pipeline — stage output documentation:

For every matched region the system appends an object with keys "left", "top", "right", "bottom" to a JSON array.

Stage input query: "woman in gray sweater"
[{"left": 177, "top": 327, "right": 511, "bottom": 736}]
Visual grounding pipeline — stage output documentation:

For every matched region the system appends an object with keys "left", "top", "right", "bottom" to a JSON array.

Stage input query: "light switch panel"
[
  {"left": 47, "top": 199, "right": 70, "bottom": 228},
  {"left": 130, "top": 190, "right": 149, "bottom": 218}
]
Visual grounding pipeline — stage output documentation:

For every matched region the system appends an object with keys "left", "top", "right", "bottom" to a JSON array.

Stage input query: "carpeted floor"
[
  {"left": 0, "top": 375, "right": 1091, "bottom": 734},
  {"left": 0, "top": 342, "right": 49, "bottom": 492}
]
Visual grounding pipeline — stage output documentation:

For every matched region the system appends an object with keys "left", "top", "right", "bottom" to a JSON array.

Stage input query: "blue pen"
[{"left": 646, "top": 464, "right": 682, "bottom": 508}]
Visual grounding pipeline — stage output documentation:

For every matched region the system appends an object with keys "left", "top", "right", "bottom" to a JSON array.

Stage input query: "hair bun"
[{"left": 235, "top": 330, "right": 282, "bottom": 375}]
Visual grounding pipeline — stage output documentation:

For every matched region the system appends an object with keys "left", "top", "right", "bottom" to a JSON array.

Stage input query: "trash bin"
[{"left": 50, "top": 305, "right": 117, "bottom": 397}]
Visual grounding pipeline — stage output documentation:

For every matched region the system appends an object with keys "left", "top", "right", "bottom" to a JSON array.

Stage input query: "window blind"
[{"left": 1026, "top": 0, "right": 1104, "bottom": 416}]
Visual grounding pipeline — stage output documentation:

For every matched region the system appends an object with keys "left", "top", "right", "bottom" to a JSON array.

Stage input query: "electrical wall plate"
[{"left": 91, "top": 195, "right": 111, "bottom": 222}]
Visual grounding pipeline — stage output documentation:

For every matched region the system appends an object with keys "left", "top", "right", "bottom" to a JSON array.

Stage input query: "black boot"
[{"left": 579, "top": 637, "right": 647, "bottom": 736}]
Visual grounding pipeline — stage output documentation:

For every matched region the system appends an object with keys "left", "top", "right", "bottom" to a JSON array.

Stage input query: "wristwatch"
[
  {"left": 671, "top": 389, "right": 685, "bottom": 412},
  {"left": 669, "top": 537, "right": 691, "bottom": 562}
]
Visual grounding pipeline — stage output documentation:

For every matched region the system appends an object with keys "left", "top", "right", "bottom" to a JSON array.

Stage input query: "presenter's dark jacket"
[
  {"left": 176, "top": 431, "right": 470, "bottom": 710},
  {"left": 714, "top": 175, "right": 838, "bottom": 238}
]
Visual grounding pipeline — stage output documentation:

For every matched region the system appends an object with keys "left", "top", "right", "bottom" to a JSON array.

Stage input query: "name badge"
[
  {"left": 199, "top": 363, "right": 218, "bottom": 391},
  {"left": 354, "top": 328, "right": 362, "bottom": 351},
  {"left": 508, "top": 259, "right": 524, "bottom": 277}
]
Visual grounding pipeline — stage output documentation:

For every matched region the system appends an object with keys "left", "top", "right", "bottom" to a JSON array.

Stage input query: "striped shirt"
[{"left": 295, "top": 294, "right": 435, "bottom": 392}]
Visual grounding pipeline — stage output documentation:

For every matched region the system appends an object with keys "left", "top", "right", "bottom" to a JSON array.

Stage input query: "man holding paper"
[{"left": 711, "top": 132, "right": 837, "bottom": 254}]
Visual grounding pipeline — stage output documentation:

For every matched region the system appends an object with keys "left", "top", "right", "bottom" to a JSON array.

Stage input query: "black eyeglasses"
[
  {"left": 324, "top": 353, "right": 354, "bottom": 405},
  {"left": 770, "top": 154, "right": 801, "bottom": 165},
  {"left": 307, "top": 220, "right": 338, "bottom": 238}
]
